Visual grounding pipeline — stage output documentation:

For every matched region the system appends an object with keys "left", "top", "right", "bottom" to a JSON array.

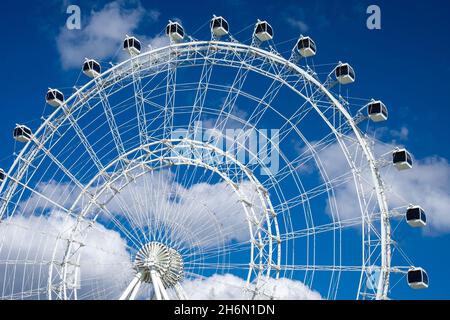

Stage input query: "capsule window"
[
  {"left": 93, "top": 62, "right": 100, "bottom": 73},
  {"left": 56, "top": 91, "right": 64, "bottom": 101},
  {"left": 393, "top": 151, "right": 406, "bottom": 163},
  {"left": 406, "top": 153, "right": 412, "bottom": 165},
  {"left": 302, "top": 39, "right": 309, "bottom": 48},
  {"left": 408, "top": 270, "right": 422, "bottom": 283},
  {"left": 134, "top": 39, "right": 141, "bottom": 51},
  {"left": 176, "top": 25, "right": 184, "bottom": 37},
  {"left": 46, "top": 91, "right": 55, "bottom": 101},
  {"left": 407, "top": 207, "right": 421, "bottom": 220},
  {"left": 212, "top": 19, "right": 221, "bottom": 29},
  {"left": 222, "top": 20, "right": 229, "bottom": 31},
  {"left": 349, "top": 68, "right": 355, "bottom": 79},
  {"left": 256, "top": 23, "right": 264, "bottom": 34},
  {"left": 336, "top": 65, "right": 348, "bottom": 77},
  {"left": 421, "top": 211, "right": 427, "bottom": 223},
  {"left": 369, "top": 103, "right": 381, "bottom": 114},
  {"left": 14, "top": 126, "right": 31, "bottom": 138},
  {"left": 422, "top": 272, "right": 429, "bottom": 284}
]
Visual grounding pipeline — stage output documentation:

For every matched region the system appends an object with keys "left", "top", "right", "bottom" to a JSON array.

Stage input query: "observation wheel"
[{"left": 0, "top": 16, "right": 428, "bottom": 300}]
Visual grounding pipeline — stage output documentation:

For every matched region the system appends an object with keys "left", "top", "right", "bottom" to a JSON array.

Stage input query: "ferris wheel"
[{"left": 0, "top": 15, "right": 429, "bottom": 300}]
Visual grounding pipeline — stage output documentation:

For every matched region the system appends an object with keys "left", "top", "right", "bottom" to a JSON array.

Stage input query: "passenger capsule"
[
  {"left": 254, "top": 20, "right": 273, "bottom": 42},
  {"left": 83, "top": 59, "right": 101, "bottom": 78},
  {"left": 407, "top": 267, "right": 429, "bottom": 289},
  {"left": 335, "top": 63, "right": 355, "bottom": 85},
  {"left": 123, "top": 35, "right": 141, "bottom": 55},
  {"left": 46, "top": 88, "right": 64, "bottom": 107},
  {"left": 166, "top": 21, "right": 184, "bottom": 42},
  {"left": 367, "top": 100, "right": 388, "bottom": 122},
  {"left": 406, "top": 205, "right": 427, "bottom": 228},
  {"left": 211, "top": 15, "right": 229, "bottom": 37},
  {"left": 393, "top": 148, "right": 413, "bottom": 170},
  {"left": 13, "top": 125, "right": 32, "bottom": 143},
  {"left": 296, "top": 36, "right": 316, "bottom": 57}
]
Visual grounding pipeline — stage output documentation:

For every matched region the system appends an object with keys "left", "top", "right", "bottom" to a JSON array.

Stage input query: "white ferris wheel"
[{"left": 0, "top": 15, "right": 429, "bottom": 300}]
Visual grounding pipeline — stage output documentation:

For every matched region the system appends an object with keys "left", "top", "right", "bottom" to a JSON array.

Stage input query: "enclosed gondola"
[
  {"left": 367, "top": 100, "right": 388, "bottom": 122},
  {"left": 335, "top": 63, "right": 355, "bottom": 85},
  {"left": 83, "top": 59, "right": 101, "bottom": 78},
  {"left": 46, "top": 88, "right": 65, "bottom": 107},
  {"left": 13, "top": 125, "right": 32, "bottom": 143},
  {"left": 406, "top": 205, "right": 427, "bottom": 228},
  {"left": 254, "top": 20, "right": 273, "bottom": 42},
  {"left": 407, "top": 268, "right": 429, "bottom": 289},
  {"left": 123, "top": 35, "right": 141, "bottom": 56},
  {"left": 211, "top": 15, "right": 229, "bottom": 37},
  {"left": 393, "top": 148, "right": 413, "bottom": 170},
  {"left": 166, "top": 21, "right": 184, "bottom": 42},
  {"left": 296, "top": 36, "right": 316, "bottom": 57}
]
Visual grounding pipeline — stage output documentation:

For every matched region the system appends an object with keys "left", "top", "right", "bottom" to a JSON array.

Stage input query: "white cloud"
[
  {"left": 56, "top": 1, "right": 164, "bottom": 69},
  {"left": 18, "top": 169, "right": 264, "bottom": 248},
  {"left": 99, "top": 170, "right": 261, "bottom": 247},
  {"left": 0, "top": 210, "right": 132, "bottom": 299},
  {"left": 182, "top": 273, "right": 322, "bottom": 300},
  {"left": 2, "top": 173, "right": 318, "bottom": 299},
  {"left": 286, "top": 17, "right": 309, "bottom": 33},
  {"left": 386, "top": 156, "right": 450, "bottom": 234},
  {"left": 309, "top": 135, "right": 450, "bottom": 234},
  {"left": 389, "top": 126, "right": 409, "bottom": 141}
]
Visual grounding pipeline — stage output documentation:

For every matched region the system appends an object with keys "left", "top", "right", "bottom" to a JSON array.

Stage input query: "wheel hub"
[{"left": 134, "top": 242, "right": 184, "bottom": 288}]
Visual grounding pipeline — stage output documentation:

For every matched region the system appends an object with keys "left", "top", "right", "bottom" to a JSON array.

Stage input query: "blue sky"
[{"left": 0, "top": 0, "right": 449, "bottom": 299}]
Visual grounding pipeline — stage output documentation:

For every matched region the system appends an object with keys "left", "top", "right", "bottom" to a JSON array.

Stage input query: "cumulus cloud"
[
  {"left": 0, "top": 210, "right": 132, "bottom": 299},
  {"left": 56, "top": 1, "right": 167, "bottom": 69},
  {"left": 18, "top": 170, "right": 261, "bottom": 248},
  {"left": 182, "top": 274, "right": 322, "bottom": 300},
  {"left": 386, "top": 156, "right": 450, "bottom": 234},
  {"left": 389, "top": 126, "right": 409, "bottom": 141},
  {"left": 100, "top": 170, "right": 259, "bottom": 247},
  {"left": 2, "top": 169, "right": 320, "bottom": 299},
  {"left": 308, "top": 134, "right": 450, "bottom": 234},
  {"left": 286, "top": 18, "right": 309, "bottom": 33}
]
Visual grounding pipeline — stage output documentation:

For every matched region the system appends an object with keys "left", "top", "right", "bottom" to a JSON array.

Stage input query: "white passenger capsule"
[
  {"left": 296, "top": 36, "right": 316, "bottom": 57},
  {"left": 83, "top": 59, "right": 101, "bottom": 78},
  {"left": 393, "top": 148, "right": 413, "bottom": 170},
  {"left": 367, "top": 100, "right": 388, "bottom": 122},
  {"left": 335, "top": 63, "right": 355, "bottom": 84},
  {"left": 123, "top": 35, "right": 141, "bottom": 56},
  {"left": 166, "top": 21, "right": 184, "bottom": 42},
  {"left": 407, "top": 267, "right": 429, "bottom": 289},
  {"left": 406, "top": 205, "right": 427, "bottom": 228},
  {"left": 211, "top": 15, "right": 229, "bottom": 37},
  {"left": 46, "top": 88, "right": 65, "bottom": 107},
  {"left": 13, "top": 125, "right": 32, "bottom": 143},
  {"left": 254, "top": 20, "right": 273, "bottom": 42}
]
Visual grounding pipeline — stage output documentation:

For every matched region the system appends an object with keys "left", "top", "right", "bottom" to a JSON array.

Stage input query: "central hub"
[{"left": 134, "top": 242, "right": 184, "bottom": 288}]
